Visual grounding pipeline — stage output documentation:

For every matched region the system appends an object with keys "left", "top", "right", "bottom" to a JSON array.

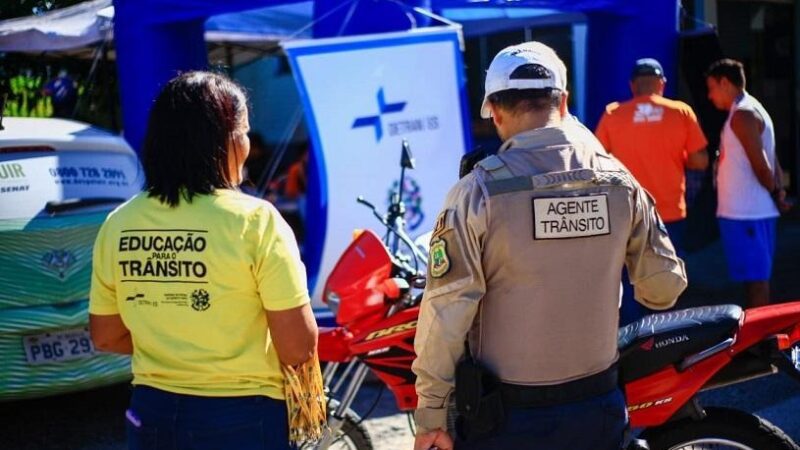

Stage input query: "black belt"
[{"left": 501, "top": 364, "right": 618, "bottom": 408}]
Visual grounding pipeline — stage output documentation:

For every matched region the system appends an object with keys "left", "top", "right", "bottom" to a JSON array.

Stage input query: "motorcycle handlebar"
[
  {"left": 357, "top": 196, "right": 384, "bottom": 223},
  {"left": 356, "top": 195, "right": 428, "bottom": 271},
  {"left": 356, "top": 196, "right": 376, "bottom": 210}
]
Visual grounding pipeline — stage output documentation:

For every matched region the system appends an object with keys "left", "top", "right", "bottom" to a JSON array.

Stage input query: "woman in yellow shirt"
[{"left": 89, "top": 72, "right": 317, "bottom": 450}]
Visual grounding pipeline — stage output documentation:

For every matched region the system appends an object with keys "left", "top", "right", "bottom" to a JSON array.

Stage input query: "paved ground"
[{"left": 2, "top": 212, "right": 800, "bottom": 449}]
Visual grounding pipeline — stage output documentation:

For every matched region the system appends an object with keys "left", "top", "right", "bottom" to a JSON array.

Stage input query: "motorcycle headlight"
[{"left": 326, "top": 291, "right": 340, "bottom": 317}]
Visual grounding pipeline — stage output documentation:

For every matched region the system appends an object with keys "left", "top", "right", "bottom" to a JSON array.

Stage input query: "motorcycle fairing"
[
  {"left": 324, "top": 230, "right": 393, "bottom": 326},
  {"left": 349, "top": 307, "right": 420, "bottom": 410},
  {"left": 626, "top": 302, "right": 800, "bottom": 427}
]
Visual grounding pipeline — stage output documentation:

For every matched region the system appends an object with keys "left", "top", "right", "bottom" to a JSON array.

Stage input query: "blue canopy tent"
[
  {"left": 112, "top": 0, "right": 680, "bottom": 307},
  {"left": 114, "top": 0, "right": 678, "bottom": 151}
]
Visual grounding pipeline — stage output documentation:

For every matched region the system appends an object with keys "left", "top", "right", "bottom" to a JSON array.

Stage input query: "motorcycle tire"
[
  {"left": 642, "top": 407, "right": 799, "bottom": 450},
  {"left": 300, "top": 401, "right": 373, "bottom": 450}
]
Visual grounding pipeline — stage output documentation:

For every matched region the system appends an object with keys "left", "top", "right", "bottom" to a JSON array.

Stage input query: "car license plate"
[{"left": 23, "top": 327, "right": 96, "bottom": 365}]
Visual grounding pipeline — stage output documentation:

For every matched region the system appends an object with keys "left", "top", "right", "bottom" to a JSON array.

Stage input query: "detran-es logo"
[{"left": 351, "top": 88, "right": 406, "bottom": 142}]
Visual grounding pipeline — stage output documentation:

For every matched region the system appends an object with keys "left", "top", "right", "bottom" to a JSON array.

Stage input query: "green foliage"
[{"left": 1, "top": 54, "right": 121, "bottom": 130}]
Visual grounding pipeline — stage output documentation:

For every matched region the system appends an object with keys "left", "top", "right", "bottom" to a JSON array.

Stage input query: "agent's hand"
[{"left": 414, "top": 429, "right": 453, "bottom": 450}]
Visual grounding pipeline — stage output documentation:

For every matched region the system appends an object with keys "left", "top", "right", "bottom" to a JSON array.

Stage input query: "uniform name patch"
[{"left": 532, "top": 194, "right": 610, "bottom": 239}]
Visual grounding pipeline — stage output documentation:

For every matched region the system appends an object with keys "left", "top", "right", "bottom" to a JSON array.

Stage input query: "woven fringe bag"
[{"left": 282, "top": 353, "right": 327, "bottom": 445}]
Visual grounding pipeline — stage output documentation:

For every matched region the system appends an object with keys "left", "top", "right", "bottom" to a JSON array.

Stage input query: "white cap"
[{"left": 480, "top": 41, "right": 568, "bottom": 118}]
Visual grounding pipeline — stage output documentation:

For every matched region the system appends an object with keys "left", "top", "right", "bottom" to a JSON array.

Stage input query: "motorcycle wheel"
[
  {"left": 642, "top": 407, "right": 799, "bottom": 450},
  {"left": 299, "top": 401, "right": 373, "bottom": 450}
]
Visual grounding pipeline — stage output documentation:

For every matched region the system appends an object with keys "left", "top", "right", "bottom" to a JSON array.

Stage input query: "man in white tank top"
[{"left": 705, "top": 59, "right": 790, "bottom": 307}]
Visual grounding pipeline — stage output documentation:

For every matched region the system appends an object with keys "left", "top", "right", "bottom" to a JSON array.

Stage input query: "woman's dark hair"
[
  {"left": 143, "top": 71, "right": 248, "bottom": 207},
  {"left": 705, "top": 58, "right": 746, "bottom": 89},
  {"left": 488, "top": 64, "right": 563, "bottom": 115}
]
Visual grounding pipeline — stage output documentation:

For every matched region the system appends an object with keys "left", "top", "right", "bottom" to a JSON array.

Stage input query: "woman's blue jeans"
[{"left": 126, "top": 385, "right": 291, "bottom": 450}]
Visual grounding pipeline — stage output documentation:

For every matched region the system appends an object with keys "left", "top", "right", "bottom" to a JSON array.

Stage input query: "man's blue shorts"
[{"left": 718, "top": 217, "right": 777, "bottom": 282}]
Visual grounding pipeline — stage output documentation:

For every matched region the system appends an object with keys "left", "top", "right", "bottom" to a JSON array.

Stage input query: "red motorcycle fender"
[
  {"left": 735, "top": 302, "right": 800, "bottom": 350},
  {"left": 318, "top": 327, "right": 354, "bottom": 363}
]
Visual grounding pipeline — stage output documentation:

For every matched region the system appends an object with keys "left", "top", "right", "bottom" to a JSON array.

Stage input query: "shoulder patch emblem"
[{"left": 429, "top": 237, "right": 450, "bottom": 278}]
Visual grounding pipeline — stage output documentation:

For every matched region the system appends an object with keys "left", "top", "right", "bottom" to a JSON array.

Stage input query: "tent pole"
[{"left": 105, "top": 44, "right": 119, "bottom": 131}]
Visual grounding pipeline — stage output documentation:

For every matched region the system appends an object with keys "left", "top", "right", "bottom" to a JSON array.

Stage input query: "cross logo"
[{"left": 351, "top": 88, "right": 406, "bottom": 142}]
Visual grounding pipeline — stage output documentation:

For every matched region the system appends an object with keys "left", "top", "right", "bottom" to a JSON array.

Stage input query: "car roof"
[{"left": 0, "top": 117, "right": 135, "bottom": 155}]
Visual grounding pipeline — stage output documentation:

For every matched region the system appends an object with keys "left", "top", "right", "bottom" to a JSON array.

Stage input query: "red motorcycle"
[{"left": 311, "top": 146, "right": 800, "bottom": 450}]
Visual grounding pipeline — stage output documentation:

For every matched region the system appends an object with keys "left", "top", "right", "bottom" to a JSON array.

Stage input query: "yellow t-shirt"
[{"left": 89, "top": 189, "right": 309, "bottom": 399}]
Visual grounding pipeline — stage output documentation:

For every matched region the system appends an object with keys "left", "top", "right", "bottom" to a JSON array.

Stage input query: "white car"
[{"left": 0, "top": 117, "right": 142, "bottom": 400}]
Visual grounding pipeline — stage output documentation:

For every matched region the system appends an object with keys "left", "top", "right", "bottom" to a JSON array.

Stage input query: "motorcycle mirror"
[{"left": 400, "top": 140, "right": 415, "bottom": 170}]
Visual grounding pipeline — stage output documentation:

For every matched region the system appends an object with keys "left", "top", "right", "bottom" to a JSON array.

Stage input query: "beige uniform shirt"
[{"left": 413, "top": 123, "right": 687, "bottom": 432}]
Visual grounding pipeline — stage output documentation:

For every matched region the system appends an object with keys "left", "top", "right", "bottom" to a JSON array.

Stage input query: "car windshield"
[{"left": 0, "top": 150, "right": 142, "bottom": 221}]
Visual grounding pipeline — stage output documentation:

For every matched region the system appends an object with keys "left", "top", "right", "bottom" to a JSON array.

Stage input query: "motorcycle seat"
[{"left": 617, "top": 305, "right": 743, "bottom": 383}]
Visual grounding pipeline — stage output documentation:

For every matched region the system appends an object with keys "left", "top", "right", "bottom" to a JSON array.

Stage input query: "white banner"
[{"left": 284, "top": 27, "right": 470, "bottom": 306}]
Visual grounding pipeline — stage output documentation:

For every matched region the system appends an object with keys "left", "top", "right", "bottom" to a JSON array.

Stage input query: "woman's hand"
[{"left": 89, "top": 314, "right": 133, "bottom": 354}]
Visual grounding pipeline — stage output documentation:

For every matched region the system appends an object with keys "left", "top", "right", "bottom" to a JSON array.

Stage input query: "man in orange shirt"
[
  {"left": 597, "top": 58, "right": 707, "bottom": 325},
  {"left": 596, "top": 58, "right": 709, "bottom": 255}
]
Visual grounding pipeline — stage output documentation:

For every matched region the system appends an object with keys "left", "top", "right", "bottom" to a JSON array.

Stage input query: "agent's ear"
[
  {"left": 490, "top": 103, "right": 503, "bottom": 128},
  {"left": 559, "top": 91, "right": 569, "bottom": 117}
]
